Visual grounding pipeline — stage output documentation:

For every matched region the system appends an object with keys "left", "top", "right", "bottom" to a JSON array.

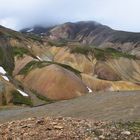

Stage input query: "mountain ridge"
[
  {"left": 20, "top": 21, "right": 140, "bottom": 58},
  {"left": 0, "top": 21, "right": 140, "bottom": 107},
  {"left": 21, "top": 21, "right": 140, "bottom": 44}
]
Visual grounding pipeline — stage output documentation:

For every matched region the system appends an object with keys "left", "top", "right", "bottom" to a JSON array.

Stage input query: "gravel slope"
[{"left": 0, "top": 91, "right": 140, "bottom": 123}]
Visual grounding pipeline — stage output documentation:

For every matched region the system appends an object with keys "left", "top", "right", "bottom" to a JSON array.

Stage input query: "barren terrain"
[{"left": 0, "top": 91, "right": 140, "bottom": 123}]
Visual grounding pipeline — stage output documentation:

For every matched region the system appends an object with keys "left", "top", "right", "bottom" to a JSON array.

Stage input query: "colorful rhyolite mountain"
[{"left": 0, "top": 21, "right": 140, "bottom": 107}]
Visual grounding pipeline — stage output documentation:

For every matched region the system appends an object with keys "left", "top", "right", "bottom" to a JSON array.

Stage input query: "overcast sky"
[{"left": 0, "top": 0, "right": 140, "bottom": 32}]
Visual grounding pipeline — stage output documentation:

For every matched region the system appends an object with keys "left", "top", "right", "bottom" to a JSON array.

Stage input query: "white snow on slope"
[
  {"left": 17, "top": 89, "right": 29, "bottom": 97},
  {"left": 2, "top": 76, "right": 9, "bottom": 81},
  {"left": 0, "top": 66, "right": 6, "bottom": 74},
  {"left": 27, "top": 45, "right": 31, "bottom": 49},
  {"left": 27, "top": 28, "right": 34, "bottom": 32},
  {"left": 87, "top": 87, "right": 92, "bottom": 93},
  {"left": 0, "top": 66, "right": 9, "bottom": 81},
  {"left": 37, "top": 56, "right": 42, "bottom": 61}
]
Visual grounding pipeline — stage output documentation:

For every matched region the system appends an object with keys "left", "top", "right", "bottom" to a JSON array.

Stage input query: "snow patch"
[
  {"left": 27, "top": 45, "right": 31, "bottom": 49},
  {"left": 17, "top": 89, "right": 29, "bottom": 97},
  {"left": 27, "top": 28, "right": 34, "bottom": 32},
  {"left": 41, "top": 33, "right": 45, "bottom": 35},
  {"left": 2, "top": 76, "right": 9, "bottom": 81},
  {"left": 0, "top": 66, "right": 9, "bottom": 82},
  {"left": 37, "top": 56, "right": 42, "bottom": 61},
  {"left": 0, "top": 66, "right": 6, "bottom": 74},
  {"left": 87, "top": 87, "right": 92, "bottom": 93}
]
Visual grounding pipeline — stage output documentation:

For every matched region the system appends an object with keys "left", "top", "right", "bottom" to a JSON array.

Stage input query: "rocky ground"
[
  {"left": 0, "top": 116, "right": 140, "bottom": 140},
  {"left": 0, "top": 91, "right": 140, "bottom": 140}
]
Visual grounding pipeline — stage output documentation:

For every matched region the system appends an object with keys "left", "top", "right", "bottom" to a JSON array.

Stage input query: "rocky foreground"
[{"left": 0, "top": 116, "right": 140, "bottom": 140}]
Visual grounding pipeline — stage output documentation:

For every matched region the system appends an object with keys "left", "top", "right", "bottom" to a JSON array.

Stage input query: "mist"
[{"left": 0, "top": 0, "right": 140, "bottom": 32}]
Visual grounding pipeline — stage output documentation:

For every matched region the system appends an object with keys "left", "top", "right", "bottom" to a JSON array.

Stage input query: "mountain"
[
  {"left": 21, "top": 21, "right": 140, "bottom": 57},
  {"left": 1, "top": 21, "right": 140, "bottom": 139},
  {"left": 0, "top": 21, "right": 140, "bottom": 107},
  {"left": 21, "top": 26, "right": 53, "bottom": 35},
  {"left": 0, "top": 25, "right": 89, "bottom": 106}
]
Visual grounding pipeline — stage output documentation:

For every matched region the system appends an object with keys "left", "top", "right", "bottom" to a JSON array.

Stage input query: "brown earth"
[
  {"left": 16, "top": 64, "right": 88, "bottom": 100},
  {"left": 52, "top": 47, "right": 96, "bottom": 74},
  {"left": 82, "top": 74, "right": 140, "bottom": 92},
  {"left": 42, "top": 47, "right": 140, "bottom": 91},
  {"left": 0, "top": 116, "right": 140, "bottom": 140},
  {"left": 39, "top": 46, "right": 95, "bottom": 74},
  {"left": 105, "top": 58, "right": 140, "bottom": 84},
  {"left": 13, "top": 55, "right": 34, "bottom": 76},
  {"left": 0, "top": 24, "right": 140, "bottom": 107},
  {"left": 94, "top": 62, "right": 121, "bottom": 81}
]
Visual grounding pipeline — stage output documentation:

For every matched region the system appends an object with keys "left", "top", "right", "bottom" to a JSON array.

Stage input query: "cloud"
[
  {"left": 0, "top": 0, "right": 140, "bottom": 32},
  {"left": 0, "top": 17, "right": 18, "bottom": 30}
]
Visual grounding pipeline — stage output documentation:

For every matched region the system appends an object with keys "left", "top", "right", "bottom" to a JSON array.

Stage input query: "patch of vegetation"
[
  {"left": 31, "top": 89, "right": 54, "bottom": 104},
  {"left": 70, "top": 46, "right": 94, "bottom": 55},
  {"left": 48, "top": 39, "right": 67, "bottom": 47},
  {"left": 0, "top": 47, "right": 6, "bottom": 68},
  {"left": 70, "top": 46, "right": 136, "bottom": 60},
  {"left": 0, "top": 28, "right": 24, "bottom": 41},
  {"left": 55, "top": 62, "right": 81, "bottom": 76},
  {"left": 19, "top": 60, "right": 81, "bottom": 76},
  {"left": 26, "top": 34, "right": 43, "bottom": 42},
  {"left": 104, "top": 48, "right": 136, "bottom": 59},
  {"left": 2, "top": 92, "right": 7, "bottom": 106},
  {"left": 0, "top": 47, "right": 4, "bottom": 63},
  {"left": 13, "top": 47, "right": 31, "bottom": 58},
  {"left": 0, "top": 47, "right": 14, "bottom": 75},
  {"left": 117, "top": 122, "right": 140, "bottom": 133},
  {"left": 18, "top": 61, "right": 50, "bottom": 75},
  {"left": 12, "top": 90, "right": 33, "bottom": 106},
  {"left": 93, "top": 48, "right": 107, "bottom": 60}
]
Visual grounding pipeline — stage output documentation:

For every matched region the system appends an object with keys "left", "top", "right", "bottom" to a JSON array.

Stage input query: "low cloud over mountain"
[{"left": 1, "top": 0, "right": 140, "bottom": 32}]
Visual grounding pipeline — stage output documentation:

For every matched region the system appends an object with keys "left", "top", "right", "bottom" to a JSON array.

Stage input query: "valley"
[
  {"left": 0, "top": 21, "right": 140, "bottom": 107},
  {"left": 0, "top": 21, "right": 140, "bottom": 139}
]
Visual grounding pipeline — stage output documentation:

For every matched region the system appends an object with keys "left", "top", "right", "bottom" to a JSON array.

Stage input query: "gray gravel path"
[{"left": 0, "top": 91, "right": 140, "bottom": 123}]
